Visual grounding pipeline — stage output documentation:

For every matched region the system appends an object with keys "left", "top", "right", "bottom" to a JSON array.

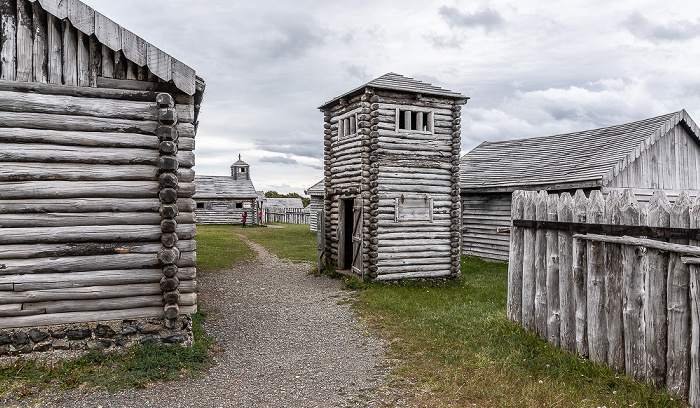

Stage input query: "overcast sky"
[{"left": 83, "top": 0, "right": 700, "bottom": 194}]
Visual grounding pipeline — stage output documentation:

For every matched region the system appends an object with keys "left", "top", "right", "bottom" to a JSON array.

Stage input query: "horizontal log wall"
[
  {"left": 461, "top": 193, "right": 511, "bottom": 261},
  {"left": 194, "top": 199, "right": 257, "bottom": 225},
  {"left": 0, "top": 80, "right": 197, "bottom": 329},
  {"left": 308, "top": 196, "right": 323, "bottom": 232},
  {"left": 508, "top": 188, "right": 700, "bottom": 407}
]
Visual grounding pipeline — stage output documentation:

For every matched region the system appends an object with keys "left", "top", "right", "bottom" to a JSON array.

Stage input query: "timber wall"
[
  {"left": 0, "top": 82, "right": 197, "bottom": 329},
  {"left": 308, "top": 196, "right": 323, "bottom": 231},
  {"left": 508, "top": 189, "right": 700, "bottom": 407},
  {"left": 195, "top": 199, "right": 256, "bottom": 225}
]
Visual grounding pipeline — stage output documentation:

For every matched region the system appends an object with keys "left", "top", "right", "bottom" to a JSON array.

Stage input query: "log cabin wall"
[
  {"left": 321, "top": 73, "right": 467, "bottom": 281},
  {"left": 0, "top": 0, "right": 203, "bottom": 335}
]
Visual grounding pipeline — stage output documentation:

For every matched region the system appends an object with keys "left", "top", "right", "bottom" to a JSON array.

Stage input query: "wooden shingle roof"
[
  {"left": 192, "top": 176, "right": 258, "bottom": 200},
  {"left": 319, "top": 72, "right": 467, "bottom": 110},
  {"left": 460, "top": 110, "right": 700, "bottom": 193},
  {"left": 29, "top": 0, "right": 200, "bottom": 95}
]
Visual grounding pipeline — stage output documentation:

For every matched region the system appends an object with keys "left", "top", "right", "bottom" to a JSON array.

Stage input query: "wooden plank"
[
  {"left": 37, "top": 0, "right": 68, "bottom": 19},
  {"left": 558, "top": 192, "right": 575, "bottom": 353},
  {"left": 76, "top": 31, "right": 89, "bottom": 86},
  {"left": 666, "top": 190, "right": 692, "bottom": 398},
  {"left": 0, "top": 211, "right": 195, "bottom": 227},
  {"left": 67, "top": 0, "right": 94, "bottom": 35},
  {"left": 16, "top": 0, "right": 33, "bottom": 82},
  {"left": 689, "top": 195, "right": 700, "bottom": 406},
  {"left": 146, "top": 43, "right": 171, "bottom": 81},
  {"left": 521, "top": 191, "right": 537, "bottom": 332},
  {"left": 24, "top": 293, "right": 197, "bottom": 314},
  {"left": 0, "top": 197, "right": 194, "bottom": 214},
  {"left": 94, "top": 11, "right": 121, "bottom": 51},
  {"left": 0, "top": 162, "right": 195, "bottom": 182},
  {"left": 0, "top": 0, "right": 17, "bottom": 81},
  {"left": 31, "top": 1, "right": 47, "bottom": 83},
  {"left": 646, "top": 191, "right": 671, "bottom": 387},
  {"left": 46, "top": 14, "right": 61, "bottom": 84},
  {"left": 0, "top": 127, "right": 159, "bottom": 148},
  {"left": 586, "top": 190, "right": 607, "bottom": 365},
  {"left": 573, "top": 189, "right": 589, "bottom": 357},
  {"left": 534, "top": 191, "right": 548, "bottom": 340},
  {"left": 172, "top": 57, "right": 195, "bottom": 96},
  {"left": 0, "top": 241, "right": 195, "bottom": 259},
  {"left": 0, "top": 180, "right": 160, "bottom": 199},
  {"left": 604, "top": 190, "right": 624, "bottom": 370},
  {"left": 61, "top": 19, "right": 77, "bottom": 86},
  {"left": 101, "top": 44, "right": 113, "bottom": 78},
  {"left": 546, "top": 193, "right": 560, "bottom": 347},
  {"left": 0, "top": 111, "right": 160, "bottom": 134}
]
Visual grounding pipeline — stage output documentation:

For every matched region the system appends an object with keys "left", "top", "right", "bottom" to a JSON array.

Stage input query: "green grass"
[
  {"left": 195, "top": 224, "right": 254, "bottom": 272},
  {"left": 0, "top": 306, "right": 214, "bottom": 398},
  {"left": 352, "top": 256, "right": 688, "bottom": 407},
  {"left": 239, "top": 222, "right": 317, "bottom": 263}
]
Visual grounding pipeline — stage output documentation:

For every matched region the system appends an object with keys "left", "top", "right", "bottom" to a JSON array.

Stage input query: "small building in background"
[
  {"left": 319, "top": 73, "right": 467, "bottom": 280},
  {"left": 305, "top": 179, "right": 324, "bottom": 232},
  {"left": 193, "top": 155, "right": 258, "bottom": 224},
  {"left": 460, "top": 110, "right": 700, "bottom": 261}
]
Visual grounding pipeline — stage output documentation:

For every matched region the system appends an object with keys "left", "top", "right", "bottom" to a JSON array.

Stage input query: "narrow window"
[
  {"left": 398, "top": 110, "right": 406, "bottom": 129},
  {"left": 338, "top": 118, "right": 344, "bottom": 138},
  {"left": 236, "top": 202, "right": 243, "bottom": 209},
  {"left": 196, "top": 202, "right": 205, "bottom": 209},
  {"left": 349, "top": 115, "right": 356, "bottom": 134},
  {"left": 397, "top": 109, "right": 433, "bottom": 132}
]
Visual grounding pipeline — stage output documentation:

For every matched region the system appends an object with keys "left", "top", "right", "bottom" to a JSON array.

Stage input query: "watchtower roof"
[{"left": 318, "top": 72, "right": 468, "bottom": 110}]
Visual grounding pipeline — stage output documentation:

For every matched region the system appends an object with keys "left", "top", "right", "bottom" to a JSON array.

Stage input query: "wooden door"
[{"left": 351, "top": 197, "right": 363, "bottom": 278}]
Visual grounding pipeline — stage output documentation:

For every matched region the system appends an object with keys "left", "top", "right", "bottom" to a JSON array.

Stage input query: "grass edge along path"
[
  {"left": 239, "top": 223, "right": 317, "bottom": 263},
  {"left": 351, "top": 256, "right": 688, "bottom": 408}
]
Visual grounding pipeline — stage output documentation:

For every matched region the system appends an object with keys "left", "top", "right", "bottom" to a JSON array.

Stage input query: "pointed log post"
[
  {"left": 507, "top": 190, "right": 524, "bottom": 323},
  {"left": 605, "top": 190, "right": 624, "bottom": 370},
  {"left": 572, "top": 189, "right": 589, "bottom": 357},
  {"left": 522, "top": 191, "right": 537, "bottom": 332},
  {"left": 667, "top": 191, "right": 692, "bottom": 398},
  {"left": 587, "top": 190, "right": 607, "bottom": 365},
  {"left": 620, "top": 189, "right": 646, "bottom": 381},
  {"left": 546, "top": 193, "right": 560, "bottom": 347},
  {"left": 689, "top": 195, "right": 700, "bottom": 406},
  {"left": 558, "top": 192, "right": 575, "bottom": 353},
  {"left": 534, "top": 190, "right": 548, "bottom": 340},
  {"left": 646, "top": 191, "right": 671, "bottom": 388}
]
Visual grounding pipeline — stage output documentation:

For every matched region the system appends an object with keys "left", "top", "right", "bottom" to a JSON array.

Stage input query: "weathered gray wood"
[
  {"left": 374, "top": 270, "right": 451, "bottom": 281},
  {"left": 604, "top": 190, "right": 624, "bottom": 371},
  {"left": 573, "top": 189, "right": 588, "bottom": 357},
  {"left": 667, "top": 191, "right": 692, "bottom": 397},
  {"left": 23, "top": 292, "right": 196, "bottom": 314},
  {"left": 586, "top": 190, "right": 607, "bottom": 365},
  {"left": 0, "top": 180, "right": 193, "bottom": 200},
  {"left": 689, "top": 194, "right": 700, "bottom": 406},
  {"left": 0, "top": 144, "right": 160, "bottom": 165},
  {"left": 31, "top": 1, "right": 47, "bottom": 83},
  {"left": 646, "top": 191, "right": 670, "bottom": 387},
  {"left": 619, "top": 190, "right": 646, "bottom": 380},
  {"left": 0, "top": 241, "right": 195, "bottom": 259},
  {"left": 0, "top": 223, "right": 196, "bottom": 245},
  {"left": 0, "top": 211, "right": 195, "bottom": 228},
  {"left": 0, "top": 197, "right": 195, "bottom": 213},
  {"left": 0, "top": 253, "right": 159, "bottom": 275},
  {"left": 0, "top": 127, "right": 159, "bottom": 148},
  {"left": 0, "top": 305, "right": 197, "bottom": 329},
  {"left": 16, "top": 0, "right": 33, "bottom": 82},
  {"left": 0, "top": 0, "right": 17, "bottom": 81},
  {"left": 558, "top": 192, "right": 575, "bottom": 352},
  {"left": 507, "top": 190, "right": 524, "bottom": 322},
  {"left": 522, "top": 191, "right": 537, "bottom": 332},
  {"left": 61, "top": 19, "right": 77, "bottom": 86},
  {"left": 0, "top": 110, "right": 160, "bottom": 134},
  {"left": 0, "top": 162, "right": 177, "bottom": 182},
  {"left": 545, "top": 193, "right": 561, "bottom": 346},
  {"left": 47, "top": 14, "right": 61, "bottom": 84},
  {"left": 76, "top": 31, "right": 89, "bottom": 86}
]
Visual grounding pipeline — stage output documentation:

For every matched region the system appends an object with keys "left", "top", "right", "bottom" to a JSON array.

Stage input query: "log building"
[
  {"left": 319, "top": 73, "right": 468, "bottom": 280},
  {"left": 460, "top": 110, "right": 700, "bottom": 261},
  {"left": 0, "top": 0, "right": 204, "bottom": 350},
  {"left": 305, "top": 179, "right": 324, "bottom": 232},
  {"left": 193, "top": 156, "right": 258, "bottom": 225}
]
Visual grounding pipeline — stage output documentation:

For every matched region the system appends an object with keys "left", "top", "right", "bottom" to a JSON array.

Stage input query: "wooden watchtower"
[{"left": 318, "top": 73, "right": 468, "bottom": 280}]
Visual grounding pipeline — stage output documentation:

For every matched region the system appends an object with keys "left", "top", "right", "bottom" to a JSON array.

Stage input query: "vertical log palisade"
[
  {"left": 0, "top": 0, "right": 204, "bottom": 351},
  {"left": 318, "top": 73, "right": 467, "bottom": 281}
]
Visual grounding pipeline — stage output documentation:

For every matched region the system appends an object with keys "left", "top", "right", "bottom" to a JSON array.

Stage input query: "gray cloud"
[
  {"left": 438, "top": 6, "right": 504, "bottom": 32},
  {"left": 343, "top": 64, "right": 371, "bottom": 82},
  {"left": 259, "top": 156, "right": 298, "bottom": 165},
  {"left": 254, "top": 139, "right": 322, "bottom": 159},
  {"left": 259, "top": 16, "right": 328, "bottom": 60},
  {"left": 624, "top": 12, "right": 700, "bottom": 42}
]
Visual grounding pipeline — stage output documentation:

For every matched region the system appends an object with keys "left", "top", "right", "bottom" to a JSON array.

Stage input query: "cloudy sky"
[{"left": 83, "top": 0, "right": 700, "bottom": 194}]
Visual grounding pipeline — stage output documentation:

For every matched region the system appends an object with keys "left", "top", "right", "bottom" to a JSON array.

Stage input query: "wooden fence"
[
  {"left": 264, "top": 208, "right": 310, "bottom": 224},
  {"left": 508, "top": 189, "right": 700, "bottom": 406}
]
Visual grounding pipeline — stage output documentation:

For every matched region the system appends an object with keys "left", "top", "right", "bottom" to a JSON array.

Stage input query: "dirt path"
[{"left": 2, "top": 236, "right": 391, "bottom": 407}]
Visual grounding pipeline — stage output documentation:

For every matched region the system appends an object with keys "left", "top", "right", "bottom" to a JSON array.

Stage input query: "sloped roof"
[
  {"left": 304, "top": 179, "right": 324, "bottom": 196},
  {"left": 29, "top": 0, "right": 200, "bottom": 96},
  {"left": 319, "top": 72, "right": 468, "bottom": 110},
  {"left": 460, "top": 110, "right": 700, "bottom": 193},
  {"left": 193, "top": 176, "right": 257, "bottom": 200},
  {"left": 263, "top": 198, "right": 304, "bottom": 208}
]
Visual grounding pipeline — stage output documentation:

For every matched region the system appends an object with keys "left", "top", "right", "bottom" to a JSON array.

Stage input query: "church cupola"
[{"left": 231, "top": 154, "right": 250, "bottom": 180}]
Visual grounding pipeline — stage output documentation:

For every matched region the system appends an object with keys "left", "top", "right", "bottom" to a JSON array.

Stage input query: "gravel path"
[{"left": 1, "top": 235, "right": 392, "bottom": 408}]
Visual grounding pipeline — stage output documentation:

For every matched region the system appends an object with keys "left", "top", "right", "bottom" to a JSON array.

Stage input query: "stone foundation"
[{"left": 0, "top": 316, "right": 193, "bottom": 357}]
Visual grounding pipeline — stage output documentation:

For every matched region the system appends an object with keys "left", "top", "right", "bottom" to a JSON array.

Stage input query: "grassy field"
[
  {"left": 239, "top": 223, "right": 317, "bottom": 263},
  {"left": 195, "top": 224, "right": 254, "bottom": 272}
]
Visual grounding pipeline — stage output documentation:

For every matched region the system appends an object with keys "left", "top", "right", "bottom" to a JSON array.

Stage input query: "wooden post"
[
  {"left": 16, "top": 0, "right": 33, "bottom": 82},
  {"left": 689, "top": 195, "right": 700, "bottom": 406},
  {"left": 572, "top": 189, "right": 589, "bottom": 357},
  {"left": 47, "top": 14, "right": 61, "bottom": 84},
  {"left": 646, "top": 191, "right": 671, "bottom": 387},
  {"left": 534, "top": 190, "right": 548, "bottom": 340},
  {"left": 558, "top": 192, "right": 575, "bottom": 353},
  {"left": 620, "top": 189, "right": 646, "bottom": 381},
  {"left": 0, "top": 0, "right": 17, "bottom": 81},
  {"left": 31, "top": 1, "right": 48, "bottom": 83},
  {"left": 546, "top": 192, "right": 560, "bottom": 347},
  {"left": 522, "top": 191, "right": 537, "bottom": 332},
  {"left": 667, "top": 191, "right": 692, "bottom": 398},
  {"left": 605, "top": 190, "right": 624, "bottom": 370},
  {"left": 587, "top": 190, "right": 607, "bottom": 365},
  {"left": 507, "top": 190, "right": 524, "bottom": 323}
]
